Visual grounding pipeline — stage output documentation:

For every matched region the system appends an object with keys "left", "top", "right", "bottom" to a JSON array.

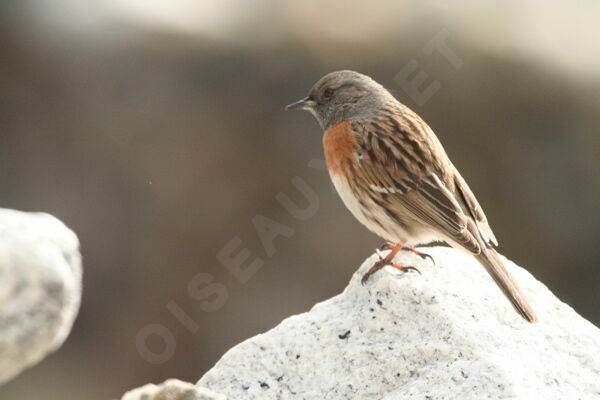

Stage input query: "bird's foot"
[
  {"left": 379, "top": 241, "right": 435, "bottom": 265},
  {"left": 361, "top": 242, "right": 421, "bottom": 285}
]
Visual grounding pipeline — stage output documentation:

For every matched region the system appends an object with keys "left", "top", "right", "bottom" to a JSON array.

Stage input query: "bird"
[{"left": 286, "top": 70, "right": 537, "bottom": 323}]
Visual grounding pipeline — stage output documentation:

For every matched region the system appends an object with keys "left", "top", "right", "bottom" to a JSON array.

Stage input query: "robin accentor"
[{"left": 286, "top": 70, "right": 537, "bottom": 322}]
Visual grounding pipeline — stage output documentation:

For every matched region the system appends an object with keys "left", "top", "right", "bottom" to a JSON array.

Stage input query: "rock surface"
[
  {"left": 198, "top": 247, "right": 600, "bottom": 400},
  {"left": 0, "top": 208, "right": 82, "bottom": 385},
  {"left": 121, "top": 379, "right": 225, "bottom": 400}
]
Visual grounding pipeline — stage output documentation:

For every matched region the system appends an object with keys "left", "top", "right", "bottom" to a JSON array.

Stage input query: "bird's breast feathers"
[
  {"left": 323, "top": 120, "right": 358, "bottom": 176},
  {"left": 324, "top": 120, "right": 413, "bottom": 242}
]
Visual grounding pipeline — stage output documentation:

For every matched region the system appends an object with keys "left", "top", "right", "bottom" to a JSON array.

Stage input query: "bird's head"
[{"left": 286, "top": 70, "right": 393, "bottom": 130}]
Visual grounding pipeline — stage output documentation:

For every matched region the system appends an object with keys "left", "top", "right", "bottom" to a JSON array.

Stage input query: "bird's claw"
[
  {"left": 399, "top": 265, "right": 422, "bottom": 275},
  {"left": 414, "top": 251, "right": 435, "bottom": 266},
  {"left": 379, "top": 242, "right": 395, "bottom": 251},
  {"left": 361, "top": 255, "right": 421, "bottom": 285},
  {"left": 360, "top": 273, "right": 370, "bottom": 285}
]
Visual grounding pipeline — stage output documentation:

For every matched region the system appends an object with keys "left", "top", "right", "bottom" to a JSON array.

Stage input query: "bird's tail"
[{"left": 476, "top": 248, "right": 538, "bottom": 323}]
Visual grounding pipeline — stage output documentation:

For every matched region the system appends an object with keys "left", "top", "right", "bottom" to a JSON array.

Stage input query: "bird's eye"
[{"left": 323, "top": 88, "right": 335, "bottom": 99}]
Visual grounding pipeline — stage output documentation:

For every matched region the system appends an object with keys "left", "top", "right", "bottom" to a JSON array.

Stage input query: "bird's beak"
[{"left": 285, "top": 96, "right": 316, "bottom": 111}]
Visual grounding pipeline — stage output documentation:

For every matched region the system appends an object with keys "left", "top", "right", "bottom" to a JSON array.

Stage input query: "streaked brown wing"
[{"left": 349, "top": 114, "right": 485, "bottom": 254}]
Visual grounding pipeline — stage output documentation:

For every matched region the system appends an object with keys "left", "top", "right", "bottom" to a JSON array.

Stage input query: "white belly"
[{"left": 329, "top": 173, "right": 440, "bottom": 246}]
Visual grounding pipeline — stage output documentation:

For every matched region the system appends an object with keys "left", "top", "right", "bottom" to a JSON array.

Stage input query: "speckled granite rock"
[
  {"left": 198, "top": 247, "right": 600, "bottom": 399},
  {"left": 0, "top": 209, "right": 82, "bottom": 385},
  {"left": 121, "top": 379, "right": 224, "bottom": 400}
]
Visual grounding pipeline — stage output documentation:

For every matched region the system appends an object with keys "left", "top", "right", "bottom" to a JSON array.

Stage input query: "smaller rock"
[
  {"left": 121, "top": 379, "right": 225, "bottom": 400},
  {"left": 0, "top": 209, "right": 82, "bottom": 385}
]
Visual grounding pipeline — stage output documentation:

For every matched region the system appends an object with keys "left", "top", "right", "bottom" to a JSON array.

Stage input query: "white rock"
[
  {"left": 0, "top": 208, "right": 82, "bottom": 385},
  {"left": 198, "top": 247, "right": 600, "bottom": 400},
  {"left": 121, "top": 379, "right": 225, "bottom": 400}
]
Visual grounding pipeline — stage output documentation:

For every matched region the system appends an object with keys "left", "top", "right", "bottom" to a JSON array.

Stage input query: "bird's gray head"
[{"left": 286, "top": 70, "right": 394, "bottom": 130}]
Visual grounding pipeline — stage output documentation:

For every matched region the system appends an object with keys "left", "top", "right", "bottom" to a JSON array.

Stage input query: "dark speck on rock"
[
  {"left": 296, "top": 354, "right": 300, "bottom": 359},
  {"left": 376, "top": 299, "right": 383, "bottom": 306},
  {"left": 242, "top": 385, "right": 249, "bottom": 391},
  {"left": 259, "top": 381, "right": 270, "bottom": 389},
  {"left": 369, "top": 307, "right": 374, "bottom": 312},
  {"left": 338, "top": 330, "right": 351, "bottom": 339},
  {"left": 277, "top": 375, "right": 284, "bottom": 382}
]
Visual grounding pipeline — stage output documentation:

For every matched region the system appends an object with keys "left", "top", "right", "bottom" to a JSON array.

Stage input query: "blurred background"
[{"left": 1, "top": 0, "right": 599, "bottom": 398}]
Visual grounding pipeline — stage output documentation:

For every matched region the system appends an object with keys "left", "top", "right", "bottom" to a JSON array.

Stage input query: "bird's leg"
[
  {"left": 362, "top": 242, "right": 420, "bottom": 285},
  {"left": 379, "top": 241, "right": 435, "bottom": 265}
]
